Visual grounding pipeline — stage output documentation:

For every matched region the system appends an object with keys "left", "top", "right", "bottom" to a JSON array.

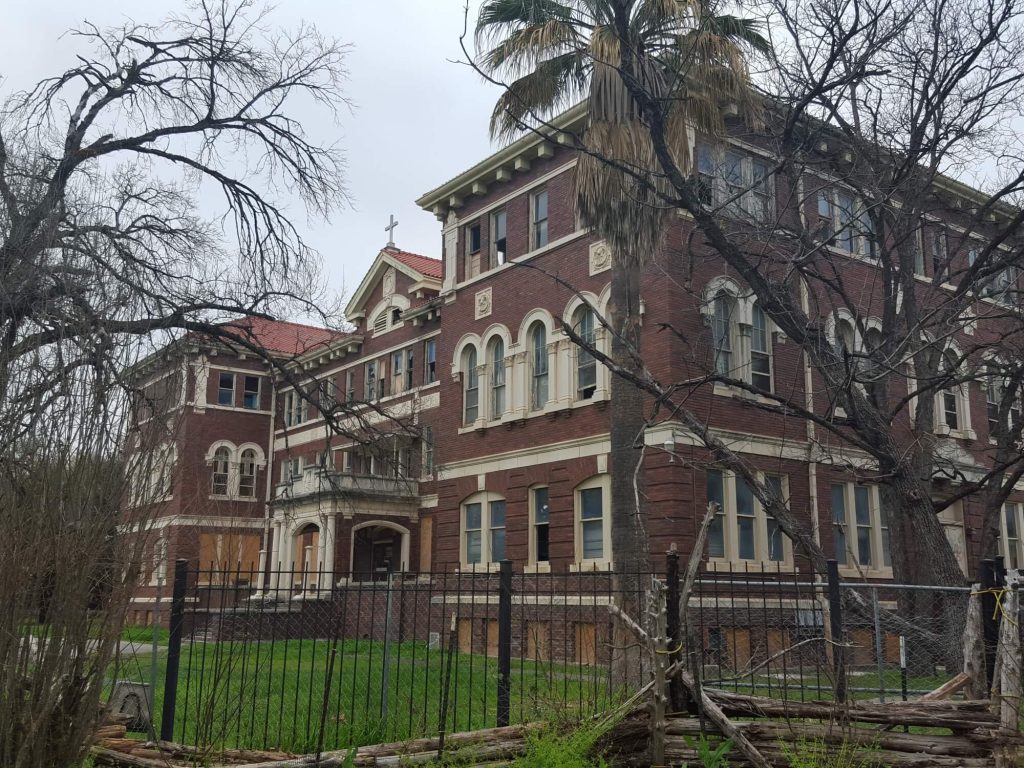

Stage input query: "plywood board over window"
[
  {"left": 197, "top": 532, "right": 260, "bottom": 584},
  {"left": 575, "top": 623, "right": 597, "bottom": 666},
  {"left": 527, "top": 621, "right": 550, "bottom": 661}
]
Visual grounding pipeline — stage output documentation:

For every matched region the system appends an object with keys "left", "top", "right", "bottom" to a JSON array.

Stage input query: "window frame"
[
  {"left": 217, "top": 372, "right": 235, "bottom": 407},
  {"left": 572, "top": 305, "right": 598, "bottom": 401},
  {"left": 530, "top": 322, "right": 549, "bottom": 410},
  {"left": 574, "top": 476, "right": 611, "bottom": 567},
  {"left": 242, "top": 375, "right": 260, "bottom": 409},
  {"left": 460, "top": 492, "right": 508, "bottom": 568},
  {"left": 489, "top": 337, "right": 506, "bottom": 420},
  {"left": 463, "top": 346, "right": 480, "bottom": 425},
  {"left": 750, "top": 302, "right": 773, "bottom": 394},
  {"left": 706, "top": 469, "right": 793, "bottom": 567},
  {"left": 531, "top": 188, "right": 549, "bottom": 250},
  {"left": 238, "top": 448, "right": 258, "bottom": 498},
  {"left": 529, "top": 485, "right": 551, "bottom": 568},
  {"left": 425, "top": 339, "right": 438, "bottom": 384},
  {"left": 830, "top": 482, "right": 892, "bottom": 574},
  {"left": 816, "top": 187, "right": 876, "bottom": 259},
  {"left": 491, "top": 208, "right": 507, "bottom": 266},
  {"left": 695, "top": 142, "right": 775, "bottom": 222},
  {"left": 211, "top": 446, "right": 231, "bottom": 496},
  {"left": 1000, "top": 502, "right": 1024, "bottom": 569}
]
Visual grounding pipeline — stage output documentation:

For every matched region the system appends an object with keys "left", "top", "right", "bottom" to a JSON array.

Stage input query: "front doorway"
[{"left": 351, "top": 522, "right": 409, "bottom": 581}]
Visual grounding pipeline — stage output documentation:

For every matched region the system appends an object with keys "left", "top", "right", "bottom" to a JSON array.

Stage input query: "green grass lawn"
[{"left": 117, "top": 637, "right": 627, "bottom": 754}]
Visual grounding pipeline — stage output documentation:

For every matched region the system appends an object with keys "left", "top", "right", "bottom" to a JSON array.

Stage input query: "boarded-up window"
[
  {"left": 527, "top": 621, "right": 550, "bottom": 661},
  {"left": 419, "top": 517, "right": 433, "bottom": 573},
  {"left": 198, "top": 532, "right": 261, "bottom": 584},
  {"left": 575, "top": 623, "right": 597, "bottom": 666},
  {"left": 486, "top": 619, "right": 499, "bottom": 658},
  {"left": 458, "top": 618, "right": 473, "bottom": 654}
]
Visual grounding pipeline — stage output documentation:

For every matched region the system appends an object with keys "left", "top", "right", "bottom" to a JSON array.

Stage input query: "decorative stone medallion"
[
  {"left": 589, "top": 240, "right": 612, "bottom": 275},
  {"left": 475, "top": 287, "right": 493, "bottom": 320}
]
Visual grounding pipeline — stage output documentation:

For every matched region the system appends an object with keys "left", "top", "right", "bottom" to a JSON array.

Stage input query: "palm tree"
[{"left": 476, "top": 0, "right": 769, "bottom": 579}]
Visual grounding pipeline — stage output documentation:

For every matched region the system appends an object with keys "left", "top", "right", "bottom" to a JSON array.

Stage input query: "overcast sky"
[{"left": 0, "top": 1, "right": 500, "bottom": 305}]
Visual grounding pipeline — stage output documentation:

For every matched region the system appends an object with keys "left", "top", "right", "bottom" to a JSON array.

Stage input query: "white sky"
[{"left": 0, "top": 1, "right": 501, "bottom": 306}]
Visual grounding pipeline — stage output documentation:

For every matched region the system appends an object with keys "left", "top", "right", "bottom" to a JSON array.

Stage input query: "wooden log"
[
  {"left": 921, "top": 671, "right": 972, "bottom": 701},
  {"left": 679, "top": 671, "right": 770, "bottom": 768},
  {"left": 663, "top": 718, "right": 990, "bottom": 757},
  {"left": 962, "top": 588, "right": 988, "bottom": 701},
  {"left": 90, "top": 745, "right": 174, "bottom": 768},
  {"left": 998, "top": 589, "right": 1021, "bottom": 734},
  {"left": 708, "top": 687, "right": 998, "bottom": 728}
]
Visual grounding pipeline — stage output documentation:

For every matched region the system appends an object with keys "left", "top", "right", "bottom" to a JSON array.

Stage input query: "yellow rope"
[{"left": 970, "top": 587, "right": 1018, "bottom": 628}]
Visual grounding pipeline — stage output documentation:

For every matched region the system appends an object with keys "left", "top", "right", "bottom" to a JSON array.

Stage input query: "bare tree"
[
  {"left": 472, "top": 0, "right": 1024, "bottom": 592},
  {"left": 0, "top": 2, "right": 354, "bottom": 765}
]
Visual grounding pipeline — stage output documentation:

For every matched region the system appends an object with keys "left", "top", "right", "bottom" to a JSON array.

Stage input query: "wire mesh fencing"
[
  {"left": 685, "top": 560, "right": 974, "bottom": 705},
  {"left": 132, "top": 557, "right": 993, "bottom": 754}
]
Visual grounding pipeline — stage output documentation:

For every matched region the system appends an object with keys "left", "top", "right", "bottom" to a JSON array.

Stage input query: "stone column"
[
  {"left": 325, "top": 514, "right": 337, "bottom": 583},
  {"left": 268, "top": 521, "right": 283, "bottom": 594}
]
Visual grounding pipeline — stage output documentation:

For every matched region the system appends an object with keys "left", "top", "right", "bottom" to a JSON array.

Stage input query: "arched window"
[
  {"left": 463, "top": 346, "right": 479, "bottom": 425},
  {"left": 750, "top": 303, "right": 772, "bottom": 393},
  {"left": 212, "top": 447, "right": 230, "bottom": 496},
  {"left": 489, "top": 337, "right": 505, "bottom": 419},
  {"left": 573, "top": 306, "right": 597, "bottom": 400},
  {"left": 863, "top": 328, "right": 884, "bottom": 379},
  {"left": 239, "top": 448, "right": 258, "bottom": 498},
  {"left": 530, "top": 322, "right": 548, "bottom": 410},
  {"left": 711, "top": 291, "right": 735, "bottom": 376}
]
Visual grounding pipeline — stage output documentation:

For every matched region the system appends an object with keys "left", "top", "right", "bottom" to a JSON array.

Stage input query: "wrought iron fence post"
[
  {"left": 665, "top": 547, "right": 684, "bottom": 712},
  {"left": 826, "top": 559, "right": 846, "bottom": 703},
  {"left": 496, "top": 559, "right": 512, "bottom": 727},
  {"left": 872, "top": 587, "right": 885, "bottom": 702},
  {"left": 381, "top": 571, "right": 394, "bottom": 722},
  {"left": 160, "top": 558, "right": 189, "bottom": 742}
]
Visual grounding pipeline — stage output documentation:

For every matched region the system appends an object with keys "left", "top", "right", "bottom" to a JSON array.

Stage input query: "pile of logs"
[{"left": 90, "top": 687, "right": 1017, "bottom": 768}]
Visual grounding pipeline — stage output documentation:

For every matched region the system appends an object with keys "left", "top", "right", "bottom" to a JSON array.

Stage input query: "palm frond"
[
  {"left": 489, "top": 52, "right": 590, "bottom": 141},
  {"left": 481, "top": 19, "right": 584, "bottom": 76},
  {"left": 476, "top": 0, "right": 580, "bottom": 48}
]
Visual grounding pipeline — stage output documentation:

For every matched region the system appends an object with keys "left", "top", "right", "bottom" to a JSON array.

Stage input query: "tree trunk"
[{"left": 608, "top": 254, "right": 650, "bottom": 688}]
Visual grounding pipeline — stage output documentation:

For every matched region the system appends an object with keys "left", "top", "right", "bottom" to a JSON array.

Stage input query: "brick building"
[{"left": 125, "top": 103, "right": 1024, "bottom": 622}]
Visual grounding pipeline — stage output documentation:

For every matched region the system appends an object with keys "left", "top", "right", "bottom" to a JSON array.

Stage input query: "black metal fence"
[
  {"left": 150, "top": 556, "right": 986, "bottom": 753},
  {"left": 158, "top": 562, "right": 655, "bottom": 752}
]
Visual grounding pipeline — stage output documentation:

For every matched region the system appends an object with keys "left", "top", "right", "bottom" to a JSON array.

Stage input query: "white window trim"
[
  {"left": 697, "top": 142, "right": 775, "bottom": 223},
  {"left": 701, "top": 277, "right": 778, "bottom": 398},
  {"left": 206, "top": 441, "right": 265, "bottom": 501},
  {"left": 459, "top": 492, "right": 507, "bottom": 570},
  {"left": 831, "top": 482, "right": 893, "bottom": 578},
  {"left": 816, "top": 186, "right": 877, "bottom": 259},
  {"left": 707, "top": 471, "right": 794, "bottom": 571},
  {"left": 530, "top": 188, "right": 549, "bottom": 250},
  {"left": 999, "top": 502, "right": 1024, "bottom": 570},
  {"left": 571, "top": 475, "right": 612, "bottom": 570},
  {"left": 525, "top": 485, "right": 552, "bottom": 573}
]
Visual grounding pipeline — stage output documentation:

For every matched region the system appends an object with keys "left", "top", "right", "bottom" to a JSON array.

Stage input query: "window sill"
[
  {"left": 712, "top": 383, "right": 777, "bottom": 406},
  {"left": 838, "top": 566, "right": 893, "bottom": 580},
  {"left": 454, "top": 229, "right": 589, "bottom": 292},
  {"left": 570, "top": 560, "right": 612, "bottom": 572},
  {"left": 523, "top": 562, "right": 551, "bottom": 574},
  {"left": 208, "top": 494, "right": 259, "bottom": 502},
  {"left": 936, "top": 426, "right": 976, "bottom": 440},
  {"left": 458, "top": 562, "right": 502, "bottom": 573},
  {"left": 706, "top": 559, "right": 796, "bottom": 573}
]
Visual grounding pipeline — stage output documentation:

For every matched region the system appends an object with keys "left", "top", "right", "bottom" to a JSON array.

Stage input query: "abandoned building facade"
[{"left": 124, "top": 105, "right": 1024, "bottom": 621}]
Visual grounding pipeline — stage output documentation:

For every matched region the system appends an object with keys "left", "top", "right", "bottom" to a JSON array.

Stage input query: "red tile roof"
[
  {"left": 216, "top": 316, "right": 348, "bottom": 357},
  {"left": 386, "top": 247, "right": 443, "bottom": 280}
]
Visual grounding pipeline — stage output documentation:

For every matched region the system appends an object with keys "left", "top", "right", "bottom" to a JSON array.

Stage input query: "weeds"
[
  {"left": 781, "top": 737, "right": 879, "bottom": 768},
  {"left": 682, "top": 735, "right": 733, "bottom": 768}
]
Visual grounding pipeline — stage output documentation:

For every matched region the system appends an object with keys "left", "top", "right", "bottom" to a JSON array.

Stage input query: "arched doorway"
[
  {"left": 292, "top": 522, "right": 320, "bottom": 589},
  {"left": 350, "top": 522, "right": 410, "bottom": 582}
]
